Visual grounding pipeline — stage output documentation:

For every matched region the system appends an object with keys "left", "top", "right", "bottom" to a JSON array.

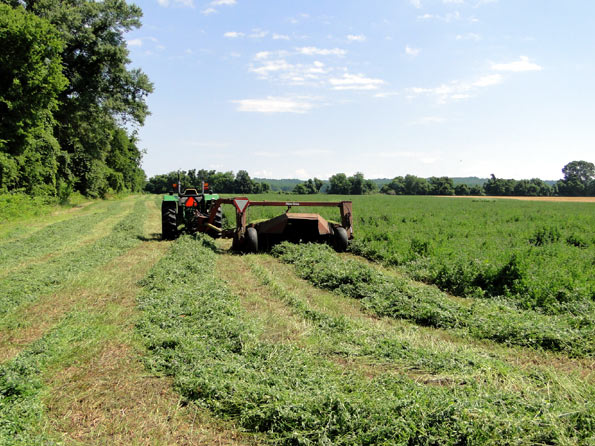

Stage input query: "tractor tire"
[
  {"left": 333, "top": 227, "right": 348, "bottom": 252},
  {"left": 162, "top": 204, "right": 178, "bottom": 240},
  {"left": 213, "top": 206, "right": 223, "bottom": 228},
  {"left": 245, "top": 227, "right": 258, "bottom": 253}
]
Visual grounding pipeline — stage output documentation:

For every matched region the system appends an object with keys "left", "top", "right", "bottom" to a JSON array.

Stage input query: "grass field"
[{"left": 1, "top": 194, "right": 593, "bottom": 445}]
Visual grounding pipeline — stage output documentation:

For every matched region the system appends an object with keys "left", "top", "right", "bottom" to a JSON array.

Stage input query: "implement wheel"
[
  {"left": 162, "top": 203, "right": 178, "bottom": 240},
  {"left": 245, "top": 227, "right": 258, "bottom": 253},
  {"left": 333, "top": 227, "right": 348, "bottom": 252}
]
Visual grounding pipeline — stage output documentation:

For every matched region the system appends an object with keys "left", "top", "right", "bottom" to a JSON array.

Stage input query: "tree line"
[
  {"left": 291, "top": 160, "right": 595, "bottom": 196},
  {"left": 145, "top": 170, "right": 271, "bottom": 195},
  {"left": 0, "top": 0, "right": 151, "bottom": 199},
  {"left": 147, "top": 160, "right": 594, "bottom": 197}
]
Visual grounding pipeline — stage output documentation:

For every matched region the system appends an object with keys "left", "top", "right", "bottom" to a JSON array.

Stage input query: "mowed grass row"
[
  {"left": 136, "top": 235, "right": 594, "bottom": 445},
  {"left": 244, "top": 257, "right": 586, "bottom": 381},
  {"left": 272, "top": 243, "right": 595, "bottom": 358},
  {"left": 0, "top": 198, "right": 147, "bottom": 322},
  {"left": 231, "top": 194, "right": 595, "bottom": 315},
  {"left": 0, "top": 199, "right": 127, "bottom": 274},
  {"left": 0, "top": 198, "right": 146, "bottom": 444}
]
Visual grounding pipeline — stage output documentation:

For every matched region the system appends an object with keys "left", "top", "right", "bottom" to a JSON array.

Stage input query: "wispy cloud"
[
  {"left": 456, "top": 33, "right": 481, "bottom": 41},
  {"left": 232, "top": 96, "right": 318, "bottom": 113},
  {"left": 297, "top": 47, "right": 347, "bottom": 56},
  {"left": 492, "top": 56, "right": 543, "bottom": 72},
  {"left": 249, "top": 29, "right": 269, "bottom": 39},
  {"left": 409, "top": 73, "right": 503, "bottom": 103},
  {"left": 158, "top": 0, "right": 194, "bottom": 8},
  {"left": 473, "top": 74, "right": 503, "bottom": 87},
  {"left": 330, "top": 73, "right": 385, "bottom": 90},
  {"left": 405, "top": 45, "right": 420, "bottom": 56},
  {"left": 201, "top": 0, "right": 236, "bottom": 14},
  {"left": 410, "top": 0, "right": 422, "bottom": 8},
  {"left": 127, "top": 38, "right": 143, "bottom": 47},
  {"left": 248, "top": 49, "right": 385, "bottom": 94},
  {"left": 224, "top": 31, "right": 244, "bottom": 38},
  {"left": 273, "top": 33, "right": 290, "bottom": 40},
  {"left": 347, "top": 34, "right": 366, "bottom": 42}
]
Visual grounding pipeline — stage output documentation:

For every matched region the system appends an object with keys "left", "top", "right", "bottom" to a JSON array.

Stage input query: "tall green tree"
[
  {"left": 328, "top": 173, "right": 350, "bottom": 194},
  {"left": 0, "top": 4, "right": 67, "bottom": 194},
  {"left": 2, "top": 0, "right": 153, "bottom": 197},
  {"left": 429, "top": 176, "right": 455, "bottom": 195},
  {"left": 557, "top": 160, "right": 594, "bottom": 196}
]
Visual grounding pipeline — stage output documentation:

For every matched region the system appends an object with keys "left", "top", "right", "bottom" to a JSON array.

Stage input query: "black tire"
[
  {"left": 245, "top": 227, "right": 258, "bottom": 253},
  {"left": 213, "top": 206, "right": 223, "bottom": 228},
  {"left": 333, "top": 227, "right": 348, "bottom": 252},
  {"left": 162, "top": 203, "right": 178, "bottom": 240}
]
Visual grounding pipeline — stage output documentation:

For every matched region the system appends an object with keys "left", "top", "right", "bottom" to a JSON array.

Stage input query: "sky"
[{"left": 126, "top": 0, "right": 595, "bottom": 180}]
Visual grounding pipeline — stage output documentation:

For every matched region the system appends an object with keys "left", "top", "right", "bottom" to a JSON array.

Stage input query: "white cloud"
[
  {"left": 456, "top": 33, "right": 481, "bottom": 41},
  {"left": 224, "top": 31, "right": 244, "bottom": 38},
  {"left": 273, "top": 33, "right": 290, "bottom": 40},
  {"left": 297, "top": 47, "right": 347, "bottom": 56},
  {"left": 249, "top": 29, "right": 269, "bottom": 39},
  {"left": 410, "top": 0, "right": 422, "bottom": 8},
  {"left": 492, "top": 56, "right": 543, "bottom": 72},
  {"left": 405, "top": 45, "right": 420, "bottom": 56},
  {"left": 250, "top": 59, "right": 293, "bottom": 77},
  {"left": 201, "top": 0, "right": 236, "bottom": 14},
  {"left": 374, "top": 91, "right": 400, "bottom": 98},
  {"left": 409, "top": 73, "right": 503, "bottom": 103},
  {"left": 330, "top": 73, "right": 385, "bottom": 90},
  {"left": 127, "top": 38, "right": 143, "bottom": 47},
  {"left": 473, "top": 74, "right": 503, "bottom": 87},
  {"left": 232, "top": 97, "right": 317, "bottom": 113},
  {"left": 158, "top": 0, "right": 194, "bottom": 7},
  {"left": 347, "top": 34, "right": 366, "bottom": 42},
  {"left": 418, "top": 11, "right": 463, "bottom": 22},
  {"left": 295, "top": 168, "right": 309, "bottom": 179},
  {"left": 254, "top": 51, "right": 271, "bottom": 60}
]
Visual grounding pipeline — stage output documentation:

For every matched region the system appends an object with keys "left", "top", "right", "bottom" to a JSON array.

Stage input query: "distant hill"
[
  {"left": 254, "top": 178, "right": 304, "bottom": 192},
  {"left": 256, "top": 177, "right": 557, "bottom": 192}
]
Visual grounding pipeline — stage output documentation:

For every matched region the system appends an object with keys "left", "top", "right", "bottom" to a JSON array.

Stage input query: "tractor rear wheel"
[
  {"left": 162, "top": 204, "right": 178, "bottom": 240},
  {"left": 213, "top": 206, "right": 223, "bottom": 228},
  {"left": 245, "top": 227, "right": 258, "bottom": 253},
  {"left": 333, "top": 227, "right": 348, "bottom": 252}
]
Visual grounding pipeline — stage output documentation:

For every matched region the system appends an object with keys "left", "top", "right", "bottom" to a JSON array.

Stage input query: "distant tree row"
[
  {"left": 145, "top": 169, "right": 271, "bottom": 195},
  {"left": 0, "top": 1, "right": 151, "bottom": 198},
  {"left": 380, "top": 161, "right": 595, "bottom": 197},
  {"left": 148, "top": 160, "right": 595, "bottom": 197}
]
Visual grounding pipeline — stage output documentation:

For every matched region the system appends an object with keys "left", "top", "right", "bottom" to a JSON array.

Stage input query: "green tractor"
[{"left": 161, "top": 180, "right": 223, "bottom": 240}]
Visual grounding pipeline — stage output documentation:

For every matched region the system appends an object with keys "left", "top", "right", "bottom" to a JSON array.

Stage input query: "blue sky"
[{"left": 127, "top": 0, "right": 595, "bottom": 180}]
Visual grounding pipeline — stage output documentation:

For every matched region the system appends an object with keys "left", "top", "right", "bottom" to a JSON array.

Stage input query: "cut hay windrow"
[
  {"left": 272, "top": 242, "right": 595, "bottom": 358},
  {"left": 0, "top": 199, "right": 147, "bottom": 320},
  {"left": 136, "top": 235, "right": 594, "bottom": 445}
]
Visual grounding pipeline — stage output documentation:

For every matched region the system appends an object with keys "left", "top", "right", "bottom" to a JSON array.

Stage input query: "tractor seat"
[{"left": 183, "top": 188, "right": 199, "bottom": 196}]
